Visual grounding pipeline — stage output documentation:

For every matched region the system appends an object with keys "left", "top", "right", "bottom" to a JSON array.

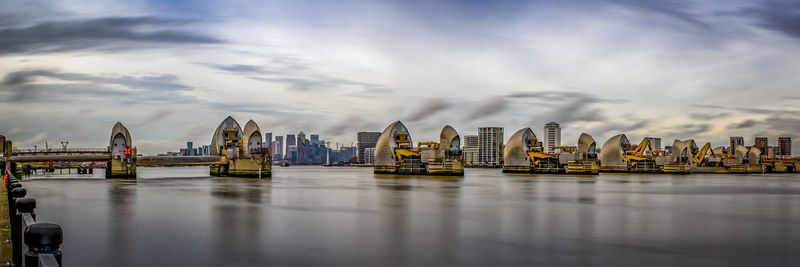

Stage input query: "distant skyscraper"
[
  {"left": 478, "top": 127, "right": 503, "bottom": 166},
  {"left": 357, "top": 131, "right": 381, "bottom": 164},
  {"left": 778, "top": 136, "right": 792, "bottom": 157},
  {"left": 463, "top": 135, "right": 478, "bottom": 147},
  {"left": 543, "top": 122, "right": 560, "bottom": 153},
  {"left": 730, "top": 136, "right": 744, "bottom": 154},
  {"left": 264, "top": 132, "right": 273, "bottom": 148},
  {"left": 363, "top": 147, "right": 376, "bottom": 164},
  {"left": 286, "top": 134, "right": 296, "bottom": 155},
  {"left": 274, "top": 136, "right": 284, "bottom": 159},
  {"left": 186, "top": 141, "right": 193, "bottom": 156},
  {"left": 297, "top": 131, "right": 306, "bottom": 144},
  {"left": 310, "top": 134, "right": 320, "bottom": 145},
  {"left": 754, "top": 137, "right": 768, "bottom": 155}
]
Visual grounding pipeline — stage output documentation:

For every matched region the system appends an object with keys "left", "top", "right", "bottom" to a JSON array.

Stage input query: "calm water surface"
[{"left": 22, "top": 166, "right": 800, "bottom": 266}]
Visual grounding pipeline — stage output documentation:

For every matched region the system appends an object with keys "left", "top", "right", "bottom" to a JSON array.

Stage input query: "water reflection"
[
  {"left": 108, "top": 180, "right": 136, "bottom": 267},
  {"left": 211, "top": 178, "right": 270, "bottom": 265}
]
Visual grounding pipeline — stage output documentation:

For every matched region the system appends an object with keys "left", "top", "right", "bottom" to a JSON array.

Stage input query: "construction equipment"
[
  {"left": 693, "top": 143, "right": 713, "bottom": 164},
  {"left": 552, "top": 146, "right": 576, "bottom": 153},
  {"left": 418, "top": 141, "right": 440, "bottom": 149}
]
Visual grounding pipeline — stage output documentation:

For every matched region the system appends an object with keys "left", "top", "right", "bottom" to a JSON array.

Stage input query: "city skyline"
[{"left": 1, "top": 0, "right": 799, "bottom": 155}]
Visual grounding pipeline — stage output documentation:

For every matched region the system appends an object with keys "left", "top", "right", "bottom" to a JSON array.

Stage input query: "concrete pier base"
[
  {"left": 211, "top": 158, "right": 271, "bottom": 178},
  {"left": 106, "top": 159, "right": 137, "bottom": 179}
]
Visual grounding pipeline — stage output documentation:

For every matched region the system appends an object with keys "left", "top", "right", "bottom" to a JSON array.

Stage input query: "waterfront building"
[
  {"left": 364, "top": 147, "right": 375, "bottom": 164},
  {"left": 754, "top": 137, "right": 768, "bottom": 155},
  {"left": 357, "top": 131, "right": 381, "bottom": 164},
  {"left": 478, "top": 127, "right": 503, "bottom": 167},
  {"left": 543, "top": 122, "right": 560, "bottom": 153},
  {"left": 463, "top": 146, "right": 479, "bottom": 166},
  {"left": 730, "top": 136, "right": 744, "bottom": 155},
  {"left": 463, "top": 135, "right": 478, "bottom": 147},
  {"left": 778, "top": 136, "right": 791, "bottom": 157}
]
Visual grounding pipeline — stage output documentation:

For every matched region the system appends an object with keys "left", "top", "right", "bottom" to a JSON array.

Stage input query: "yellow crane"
[
  {"left": 624, "top": 138, "right": 652, "bottom": 162},
  {"left": 693, "top": 143, "right": 714, "bottom": 164},
  {"left": 525, "top": 137, "right": 557, "bottom": 164}
]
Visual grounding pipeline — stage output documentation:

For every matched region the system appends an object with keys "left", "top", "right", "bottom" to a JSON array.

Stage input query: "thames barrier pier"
[
  {"left": 107, "top": 122, "right": 137, "bottom": 178},
  {"left": 208, "top": 117, "right": 272, "bottom": 178},
  {"left": 373, "top": 121, "right": 464, "bottom": 175},
  {"left": 502, "top": 128, "right": 599, "bottom": 174}
]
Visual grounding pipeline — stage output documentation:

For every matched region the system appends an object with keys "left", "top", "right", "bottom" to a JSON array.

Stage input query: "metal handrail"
[{"left": 4, "top": 169, "right": 63, "bottom": 267}]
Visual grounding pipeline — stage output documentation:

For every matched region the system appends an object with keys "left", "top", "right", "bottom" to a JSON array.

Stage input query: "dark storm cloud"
[
  {"left": 728, "top": 119, "right": 759, "bottom": 129},
  {"left": 407, "top": 99, "right": 450, "bottom": 122},
  {"left": 740, "top": 1, "right": 800, "bottom": 39},
  {"left": 0, "top": 68, "right": 197, "bottom": 103},
  {"left": 0, "top": 16, "right": 222, "bottom": 55}
]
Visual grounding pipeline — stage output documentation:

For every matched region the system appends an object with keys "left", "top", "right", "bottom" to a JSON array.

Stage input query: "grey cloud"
[
  {"left": 691, "top": 104, "right": 800, "bottom": 116},
  {"left": 728, "top": 119, "right": 759, "bottom": 129},
  {"left": 690, "top": 112, "right": 730, "bottom": 120},
  {"left": 407, "top": 99, "right": 450, "bottom": 122},
  {"left": 0, "top": 16, "right": 222, "bottom": 55},
  {"left": 327, "top": 115, "right": 381, "bottom": 136},
  {"left": 1, "top": 69, "right": 196, "bottom": 103},
  {"left": 607, "top": 0, "right": 712, "bottom": 29},
  {"left": 508, "top": 91, "right": 619, "bottom": 125},
  {"left": 465, "top": 97, "right": 508, "bottom": 121},
  {"left": 132, "top": 110, "right": 173, "bottom": 128},
  {"left": 740, "top": 1, "right": 800, "bottom": 39}
]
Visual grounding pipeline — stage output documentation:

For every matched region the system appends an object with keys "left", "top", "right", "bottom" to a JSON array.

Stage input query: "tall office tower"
[
  {"left": 264, "top": 132, "right": 272, "bottom": 148},
  {"left": 754, "top": 137, "right": 768, "bottom": 154},
  {"left": 356, "top": 131, "right": 381, "bottom": 164},
  {"left": 310, "top": 134, "right": 320, "bottom": 145},
  {"left": 186, "top": 141, "right": 193, "bottom": 156},
  {"left": 543, "top": 122, "right": 561, "bottom": 153},
  {"left": 778, "top": 136, "right": 792, "bottom": 157},
  {"left": 478, "top": 127, "right": 504, "bottom": 167},
  {"left": 273, "top": 136, "right": 284, "bottom": 159},
  {"left": 463, "top": 135, "right": 479, "bottom": 147},
  {"left": 645, "top": 137, "right": 662, "bottom": 150},
  {"left": 286, "top": 134, "right": 296, "bottom": 155},
  {"left": 729, "top": 136, "right": 744, "bottom": 154}
]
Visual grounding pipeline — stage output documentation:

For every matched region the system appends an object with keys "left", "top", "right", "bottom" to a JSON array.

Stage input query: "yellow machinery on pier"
[
  {"left": 504, "top": 129, "right": 598, "bottom": 174},
  {"left": 623, "top": 138, "right": 659, "bottom": 172},
  {"left": 374, "top": 122, "right": 464, "bottom": 175}
]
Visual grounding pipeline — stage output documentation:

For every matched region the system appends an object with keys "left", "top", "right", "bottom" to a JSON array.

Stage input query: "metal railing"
[{"left": 5, "top": 169, "right": 63, "bottom": 267}]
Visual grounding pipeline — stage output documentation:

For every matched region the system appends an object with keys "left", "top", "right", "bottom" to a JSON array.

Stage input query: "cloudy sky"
[{"left": 1, "top": 0, "right": 799, "bottom": 155}]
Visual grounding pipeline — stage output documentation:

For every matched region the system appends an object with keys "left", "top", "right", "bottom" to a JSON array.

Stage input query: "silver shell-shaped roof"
[
  {"left": 599, "top": 134, "right": 629, "bottom": 168},
  {"left": 242, "top": 119, "right": 262, "bottom": 157},
  {"left": 503, "top": 128, "right": 536, "bottom": 168},
  {"left": 210, "top": 116, "right": 243, "bottom": 156},
  {"left": 109, "top": 122, "right": 132, "bottom": 147},
  {"left": 374, "top": 121, "right": 412, "bottom": 168},
  {"left": 440, "top": 125, "right": 460, "bottom": 150},
  {"left": 670, "top": 139, "right": 697, "bottom": 158},
  {"left": 747, "top": 148, "right": 761, "bottom": 163},
  {"left": 577, "top": 133, "right": 596, "bottom": 155}
]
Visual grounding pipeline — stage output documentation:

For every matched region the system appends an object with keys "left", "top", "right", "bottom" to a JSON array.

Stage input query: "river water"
[{"left": 21, "top": 166, "right": 800, "bottom": 266}]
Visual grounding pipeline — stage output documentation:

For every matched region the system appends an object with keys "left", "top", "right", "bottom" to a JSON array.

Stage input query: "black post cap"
[
  {"left": 9, "top": 187, "right": 26, "bottom": 198},
  {"left": 24, "top": 223, "right": 63, "bottom": 252},
  {"left": 15, "top": 198, "right": 36, "bottom": 213},
  {"left": 9, "top": 182, "right": 21, "bottom": 189}
]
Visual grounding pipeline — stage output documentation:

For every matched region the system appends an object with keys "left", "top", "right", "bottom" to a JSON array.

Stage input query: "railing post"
[
  {"left": 24, "top": 223, "right": 63, "bottom": 267},
  {"left": 13, "top": 197, "right": 35, "bottom": 267}
]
